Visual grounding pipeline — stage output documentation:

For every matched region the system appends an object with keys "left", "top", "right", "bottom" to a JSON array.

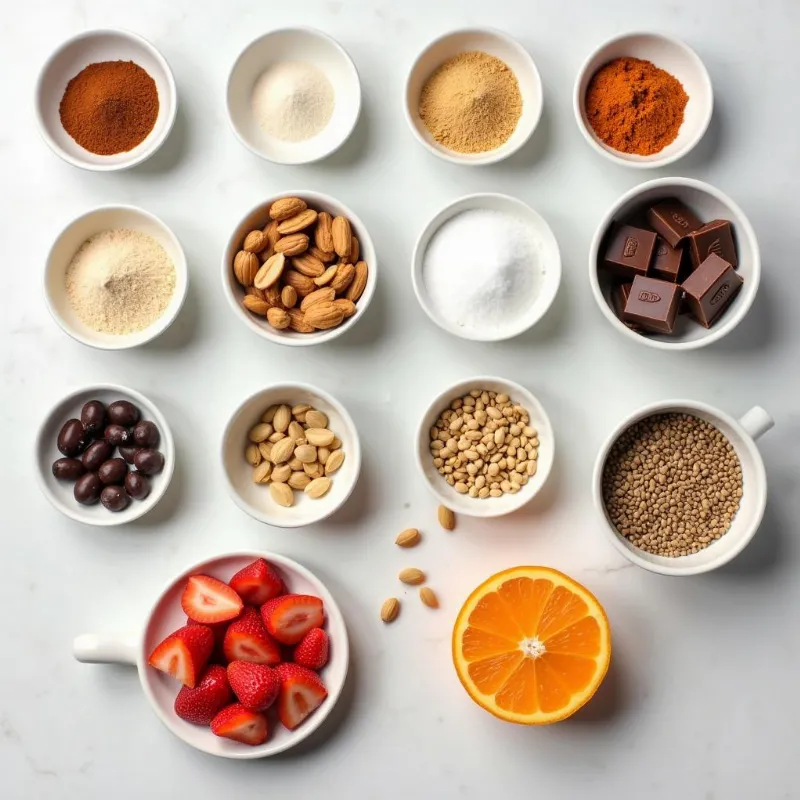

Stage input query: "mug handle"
[
  {"left": 739, "top": 406, "right": 774, "bottom": 441},
  {"left": 73, "top": 633, "right": 138, "bottom": 666}
]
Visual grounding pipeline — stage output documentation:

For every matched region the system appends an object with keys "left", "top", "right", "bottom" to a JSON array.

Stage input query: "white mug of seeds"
[{"left": 593, "top": 400, "right": 773, "bottom": 576}]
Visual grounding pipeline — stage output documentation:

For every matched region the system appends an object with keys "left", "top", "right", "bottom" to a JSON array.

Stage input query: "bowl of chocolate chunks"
[{"left": 589, "top": 177, "right": 760, "bottom": 350}]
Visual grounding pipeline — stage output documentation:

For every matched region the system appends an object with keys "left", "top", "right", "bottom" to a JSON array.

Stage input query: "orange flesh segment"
[
  {"left": 544, "top": 616, "right": 602, "bottom": 658},
  {"left": 468, "top": 651, "right": 523, "bottom": 695},
  {"left": 495, "top": 658, "right": 538, "bottom": 714},
  {"left": 497, "top": 577, "right": 553, "bottom": 637}
]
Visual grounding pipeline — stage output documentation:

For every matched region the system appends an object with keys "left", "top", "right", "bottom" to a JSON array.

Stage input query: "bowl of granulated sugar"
[
  {"left": 412, "top": 193, "right": 561, "bottom": 341},
  {"left": 44, "top": 205, "right": 188, "bottom": 350}
]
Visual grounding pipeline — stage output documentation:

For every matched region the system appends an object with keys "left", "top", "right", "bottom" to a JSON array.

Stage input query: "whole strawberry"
[
  {"left": 227, "top": 661, "right": 279, "bottom": 712},
  {"left": 174, "top": 665, "right": 231, "bottom": 725},
  {"left": 293, "top": 627, "right": 329, "bottom": 671}
]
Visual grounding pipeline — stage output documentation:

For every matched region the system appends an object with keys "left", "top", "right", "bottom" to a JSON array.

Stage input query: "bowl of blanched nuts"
[
  {"left": 415, "top": 376, "right": 554, "bottom": 518},
  {"left": 221, "top": 383, "right": 362, "bottom": 528},
  {"left": 222, "top": 192, "right": 376, "bottom": 346}
]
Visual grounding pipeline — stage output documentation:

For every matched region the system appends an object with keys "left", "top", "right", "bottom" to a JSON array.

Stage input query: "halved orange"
[{"left": 452, "top": 567, "right": 611, "bottom": 724}]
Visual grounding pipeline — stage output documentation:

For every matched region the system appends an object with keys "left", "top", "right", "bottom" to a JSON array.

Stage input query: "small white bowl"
[
  {"left": 412, "top": 193, "right": 560, "bottom": 341},
  {"left": 593, "top": 401, "right": 773, "bottom": 576},
  {"left": 589, "top": 177, "right": 760, "bottom": 350},
  {"left": 222, "top": 192, "right": 376, "bottom": 347},
  {"left": 44, "top": 205, "right": 188, "bottom": 350},
  {"left": 35, "top": 29, "right": 177, "bottom": 171},
  {"left": 405, "top": 28, "right": 543, "bottom": 165},
  {"left": 222, "top": 383, "right": 361, "bottom": 529},
  {"left": 74, "top": 550, "right": 349, "bottom": 758},
  {"left": 415, "top": 376, "right": 554, "bottom": 518},
  {"left": 35, "top": 384, "right": 175, "bottom": 527},
  {"left": 574, "top": 32, "right": 713, "bottom": 168},
  {"left": 227, "top": 28, "right": 361, "bottom": 165}
]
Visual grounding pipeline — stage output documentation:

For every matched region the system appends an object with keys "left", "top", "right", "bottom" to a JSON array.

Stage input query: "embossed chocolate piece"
[
  {"left": 681, "top": 253, "right": 743, "bottom": 328},
  {"left": 602, "top": 224, "right": 656, "bottom": 280},
  {"left": 650, "top": 236, "right": 684, "bottom": 282},
  {"left": 622, "top": 275, "right": 682, "bottom": 334},
  {"left": 687, "top": 219, "right": 738, "bottom": 270},
  {"left": 646, "top": 199, "right": 702, "bottom": 247}
]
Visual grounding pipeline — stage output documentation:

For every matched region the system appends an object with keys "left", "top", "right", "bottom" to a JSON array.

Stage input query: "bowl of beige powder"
[{"left": 45, "top": 205, "right": 187, "bottom": 349}]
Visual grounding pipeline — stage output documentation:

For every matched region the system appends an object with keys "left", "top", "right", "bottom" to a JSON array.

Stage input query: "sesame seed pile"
[{"left": 602, "top": 413, "right": 743, "bottom": 557}]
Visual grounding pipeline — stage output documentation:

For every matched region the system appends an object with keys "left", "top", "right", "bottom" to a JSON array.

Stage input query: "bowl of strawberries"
[{"left": 73, "top": 551, "right": 348, "bottom": 757}]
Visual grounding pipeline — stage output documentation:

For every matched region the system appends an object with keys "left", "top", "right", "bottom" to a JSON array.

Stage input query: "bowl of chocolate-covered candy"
[
  {"left": 589, "top": 177, "right": 760, "bottom": 350},
  {"left": 35, "top": 385, "right": 174, "bottom": 526}
]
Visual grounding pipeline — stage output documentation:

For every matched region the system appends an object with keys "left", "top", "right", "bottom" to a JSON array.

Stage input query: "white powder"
[
  {"left": 422, "top": 209, "right": 543, "bottom": 336},
  {"left": 251, "top": 61, "right": 334, "bottom": 142},
  {"left": 65, "top": 229, "right": 176, "bottom": 335}
]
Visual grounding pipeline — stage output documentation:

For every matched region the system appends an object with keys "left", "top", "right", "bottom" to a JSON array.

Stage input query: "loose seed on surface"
[
  {"left": 381, "top": 598, "right": 400, "bottom": 623},
  {"left": 399, "top": 568, "right": 425, "bottom": 585},
  {"left": 419, "top": 587, "right": 439, "bottom": 608}
]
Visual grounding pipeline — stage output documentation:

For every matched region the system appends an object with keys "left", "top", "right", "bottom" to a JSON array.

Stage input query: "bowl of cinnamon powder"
[{"left": 573, "top": 32, "right": 713, "bottom": 168}]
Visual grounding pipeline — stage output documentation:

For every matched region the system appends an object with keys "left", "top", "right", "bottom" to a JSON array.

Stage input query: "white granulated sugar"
[
  {"left": 422, "top": 209, "right": 543, "bottom": 335},
  {"left": 251, "top": 61, "right": 335, "bottom": 142}
]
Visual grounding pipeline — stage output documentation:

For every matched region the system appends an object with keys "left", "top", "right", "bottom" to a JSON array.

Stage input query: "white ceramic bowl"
[
  {"left": 593, "top": 401, "right": 773, "bottom": 576},
  {"left": 35, "top": 384, "right": 175, "bottom": 527},
  {"left": 574, "top": 32, "right": 712, "bottom": 168},
  {"left": 35, "top": 29, "right": 177, "bottom": 171},
  {"left": 44, "top": 205, "right": 188, "bottom": 350},
  {"left": 74, "top": 550, "right": 349, "bottom": 758},
  {"left": 227, "top": 28, "right": 361, "bottom": 165},
  {"left": 222, "top": 192, "right": 376, "bottom": 346},
  {"left": 405, "top": 28, "right": 543, "bottom": 165},
  {"left": 222, "top": 383, "right": 361, "bottom": 529},
  {"left": 415, "top": 376, "right": 554, "bottom": 518},
  {"left": 589, "top": 177, "right": 759, "bottom": 350},
  {"left": 412, "top": 193, "right": 560, "bottom": 341}
]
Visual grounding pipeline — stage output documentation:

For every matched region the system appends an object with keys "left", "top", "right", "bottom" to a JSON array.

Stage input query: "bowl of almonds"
[
  {"left": 415, "top": 376, "right": 554, "bottom": 518},
  {"left": 221, "top": 383, "right": 361, "bottom": 528},
  {"left": 222, "top": 192, "right": 376, "bottom": 346}
]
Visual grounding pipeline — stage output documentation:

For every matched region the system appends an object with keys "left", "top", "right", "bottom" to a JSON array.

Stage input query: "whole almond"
[
  {"left": 253, "top": 461, "right": 272, "bottom": 484},
  {"left": 264, "top": 284, "right": 282, "bottom": 307},
  {"left": 234, "top": 250, "right": 260, "bottom": 286},
  {"left": 262, "top": 406, "right": 278, "bottom": 423},
  {"left": 317, "top": 446, "right": 330, "bottom": 465},
  {"left": 270, "top": 437, "right": 295, "bottom": 465},
  {"left": 419, "top": 587, "right": 439, "bottom": 609},
  {"left": 270, "top": 482, "right": 294, "bottom": 507},
  {"left": 332, "top": 298, "right": 357, "bottom": 318},
  {"left": 294, "top": 444, "right": 318, "bottom": 464},
  {"left": 269, "top": 197, "right": 306, "bottom": 221},
  {"left": 330, "top": 436, "right": 342, "bottom": 450},
  {"left": 283, "top": 270, "right": 316, "bottom": 297},
  {"left": 332, "top": 216, "right": 352, "bottom": 258},
  {"left": 292, "top": 404, "right": 311, "bottom": 417},
  {"left": 395, "top": 528, "right": 421, "bottom": 548},
  {"left": 254, "top": 252, "right": 286, "bottom": 290},
  {"left": 324, "top": 449, "right": 345, "bottom": 475},
  {"left": 267, "top": 307, "right": 290, "bottom": 330},
  {"left": 310, "top": 245, "right": 335, "bottom": 264},
  {"left": 277, "top": 208, "right": 318, "bottom": 235},
  {"left": 247, "top": 286, "right": 266, "bottom": 301},
  {"left": 346, "top": 261, "right": 368, "bottom": 302},
  {"left": 245, "top": 443, "right": 262, "bottom": 467},
  {"left": 291, "top": 253, "right": 325, "bottom": 278},
  {"left": 399, "top": 567, "right": 425, "bottom": 586},
  {"left": 305, "top": 302, "right": 345, "bottom": 330},
  {"left": 258, "top": 442, "right": 272, "bottom": 461},
  {"left": 288, "top": 456, "right": 304, "bottom": 472},
  {"left": 288, "top": 420, "right": 305, "bottom": 442},
  {"left": 305, "top": 477, "right": 332, "bottom": 499},
  {"left": 314, "top": 264, "right": 339, "bottom": 286},
  {"left": 330, "top": 262, "right": 355, "bottom": 294},
  {"left": 288, "top": 308, "right": 314, "bottom": 333},
  {"left": 303, "top": 461, "right": 323, "bottom": 478},
  {"left": 271, "top": 464, "right": 292, "bottom": 483},
  {"left": 438, "top": 505, "right": 456, "bottom": 531},
  {"left": 315, "top": 211, "right": 335, "bottom": 252},
  {"left": 248, "top": 422, "right": 273, "bottom": 443},
  {"left": 289, "top": 471, "right": 312, "bottom": 490},
  {"left": 263, "top": 219, "right": 281, "bottom": 247},
  {"left": 381, "top": 598, "right": 400, "bottom": 624},
  {"left": 274, "top": 233, "right": 309, "bottom": 257},
  {"left": 304, "top": 409, "right": 328, "bottom": 429},
  {"left": 300, "top": 287, "right": 336, "bottom": 312},
  {"left": 243, "top": 295, "right": 269, "bottom": 316},
  {"left": 268, "top": 431, "right": 286, "bottom": 443},
  {"left": 305, "top": 427, "right": 335, "bottom": 447},
  {"left": 273, "top": 405, "right": 292, "bottom": 433},
  {"left": 281, "top": 285, "right": 298, "bottom": 308},
  {"left": 349, "top": 236, "right": 360, "bottom": 263},
  {"left": 244, "top": 230, "right": 268, "bottom": 254}
]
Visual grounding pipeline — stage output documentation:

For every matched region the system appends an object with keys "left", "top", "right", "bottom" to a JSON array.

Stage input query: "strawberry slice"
[
  {"left": 147, "top": 624, "right": 214, "bottom": 688},
  {"left": 174, "top": 664, "right": 232, "bottom": 725},
  {"left": 229, "top": 558, "right": 284, "bottom": 606},
  {"left": 260, "top": 594, "right": 324, "bottom": 645},
  {"left": 210, "top": 703, "right": 268, "bottom": 746},
  {"left": 182, "top": 575, "right": 243, "bottom": 624},
  {"left": 223, "top": 607, "right": 281, "bottom": 665},
  {"left": 227, "top": 661, "right": 279, "bottom": 711},
  {"left": 275, "top": 663, "right": 328, "bottom": 730},
  {"left": 293, "top": 627, "right": 330, "bottom": 671}
]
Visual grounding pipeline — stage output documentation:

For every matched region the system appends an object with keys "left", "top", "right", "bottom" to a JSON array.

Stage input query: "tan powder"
[
  {"left": 65, "top": 229, "right": 176, "bottom": 335},
  {"left": 419, "top": 51, "right": 522, "bottom": 154}
]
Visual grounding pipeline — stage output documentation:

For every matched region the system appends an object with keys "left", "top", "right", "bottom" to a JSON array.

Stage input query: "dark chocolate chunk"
[
  {"left": 650, "top": 237, "right": 684, "bottom": 282},
  {"left": 687, "top": 219, "right": 738, "bottom": 270},
  {"left": 646, "top": 199, "right": 703, "bottom": 247},
  {"left": 681, "top": 253, "right": 743, "bottom": 328},
  {"left": 623, "top": 275, "right": 682, "bottom": 334},
  {"left": 602, "top": 224, "right": 657, "bottom": 280},
  {"left": 611, "top": 283, "right": 642, "bottom": 331}
]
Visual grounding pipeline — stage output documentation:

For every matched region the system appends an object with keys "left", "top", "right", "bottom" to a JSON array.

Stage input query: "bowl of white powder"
[
  {"left": 226, "top": 28, "right": 361, "bottom": 165},
  {"left": 44, "top": 205, "right": 187, "bottom": 349},
  {"left": 412, "top": 193, "right": 561, "bottom": 341}
]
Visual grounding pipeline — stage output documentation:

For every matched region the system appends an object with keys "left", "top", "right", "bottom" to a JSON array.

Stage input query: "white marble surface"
[{"left": 2, "top": 1, "right": 799, "bottom": 797}]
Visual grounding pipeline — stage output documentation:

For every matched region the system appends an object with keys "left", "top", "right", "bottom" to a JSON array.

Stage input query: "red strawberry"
[
  {"left": 147, "top": 624, "right": 214, "bottom": 688},
  {"left": 187, "top": 617, "right": 228, "bottom": 649},
  {"left": 223, "top": 607, "right": 281, "bottom": 666},
  {"left": 229, "top": 558, "right": 284, "bottom": 606},
  {"left": 182, "top": 575, "right": 243, "bottom": 624},
  {"left": 293, "top": 628, "right": 329, "bottom": 671},
  {"left": 210, "top": 703, "right": 268, "bottom": 746},
  {"left": 174, "top": 664, "right": 231, "bottom": 725},
  {"left": 260, "top": 594, "right": 324, "bottom": 645},
  {"left": 275, "top": 663, "right": 328, "bottom": 730},
  {"left": 227, "top": 661, "right": 279, "bottom": 711}
]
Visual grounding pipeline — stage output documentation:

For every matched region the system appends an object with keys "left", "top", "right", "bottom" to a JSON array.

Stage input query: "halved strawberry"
[
  {"left": 260, "top": 594, "right": 324, "bottom": 645},
  {"left": 187, "top": 617, "right": 228, "bottom": 649},
  {"left": 174, "top": 664, "right": 231, "bottom": 725},
  {"left": 293, "top": 627, "right": 329, "bottom": 671},
  {"left": 275, "top": 663, "right": 328, "bottom": 730},
  {"left": 223, "top": 607, "right": 281, "bottom": 665},
  {"left": 229, "top": 558, "right": 284, "bottom": 606},
  {"left": 227, "top": 661, "right": 279, "bottom": 711},
  {"left": 210, "top": 703, "right": 268, "bottom": 746},
  {"left": 182, "top": 575, "right": 243, "bottom": 624},
  {"left": 147, "top": 624, "right": 214, "bottom": 688}
]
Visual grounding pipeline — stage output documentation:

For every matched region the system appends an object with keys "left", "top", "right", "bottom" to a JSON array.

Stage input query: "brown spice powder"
[{"left": 419, "top": 51, "right": 522, "bottom": 154}]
